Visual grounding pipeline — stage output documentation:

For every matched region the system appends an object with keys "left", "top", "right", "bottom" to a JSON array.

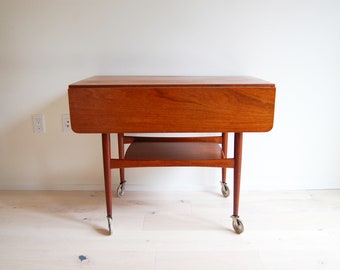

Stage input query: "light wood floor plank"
[{"left": 1, "top": 190, "right": 339, "bottom": 269}]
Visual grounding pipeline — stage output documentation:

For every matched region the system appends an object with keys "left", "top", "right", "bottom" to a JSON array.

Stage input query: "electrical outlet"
[
  {"left": 62, "top": 114, "right": 72, "bottom": 132},
  {"left": 32, "top": 114, "right": 46, "bottom": 133}
]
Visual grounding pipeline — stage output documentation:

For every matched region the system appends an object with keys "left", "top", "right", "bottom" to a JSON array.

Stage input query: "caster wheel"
[
  {"left": 221, "top": 182, "right": 230, "bottom": 198},
  {"left": 117, "top": 181, "right": 126, "bottom": 197},
  {"left": 107, "top": 216, "right": 113, "bottom": 235},
  {"left": 231, "top": 216, "right": 244, "bottom": 234}
]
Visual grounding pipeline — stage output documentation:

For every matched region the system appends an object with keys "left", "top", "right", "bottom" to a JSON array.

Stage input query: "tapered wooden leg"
[
  {"left": 118, "top": 133, "right": 125, "bottom": 182},
  {"left": 117, "top": 133, "right": 126, "bottom": 197},
  {"left": 221, "top": 133, "right": 230, "bottom": 197},
  {"left": 221, "top": 132, "right": 228, "bottom": 183},
  {"left": 233, "top": 132, "right": 243, "bottom": 216},
  {"left": 231, "top": 132, "right": 244, "bottom": 234},
  {"left": 102, "top": 133, "right": 112, "bottom": 233}
]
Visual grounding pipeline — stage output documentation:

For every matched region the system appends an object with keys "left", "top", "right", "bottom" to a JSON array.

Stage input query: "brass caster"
[
  {"left": 117, "top": 181, "right": 126, "bottom": 197},
  {"left": 107, "top": 216, "right": 113, "bottom": 235},
  {"left": 231, "top": 215, "right": 244, "bottom": 234},
  {"left": 221, "top": 182, "right": 230, "bottom": 198}
]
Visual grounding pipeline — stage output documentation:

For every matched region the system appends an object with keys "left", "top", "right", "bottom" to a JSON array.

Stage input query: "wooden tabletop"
[
  {"left": 69, "top": 76, "right": 274, "bottom": 87},
  {"left": 68, "top": 76, "right": 276, "bottom": 133}
]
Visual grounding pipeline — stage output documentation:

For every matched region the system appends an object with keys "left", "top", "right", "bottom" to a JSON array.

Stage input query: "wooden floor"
[{"left": 1, "top": 189, "right": 340, "bottom": 269}]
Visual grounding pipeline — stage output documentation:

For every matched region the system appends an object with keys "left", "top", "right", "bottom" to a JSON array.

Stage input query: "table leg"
[
  {"left": 117, "top": 133, "right": 126, "bottom": 197},
  {"left": 232, "top": 132, "right": 244, "bottom": 234},
  {"left": 221, "top": 133, "right": 230, "bottom": 197},
  {"left": 118, "top": 134, "right": 125, "bottom": 181},
  {"left": 233, "top": 132, "right": 242, "bottom": 216},
  {"left": 102, "top": 133, "right": 112, "bottom": 234}
]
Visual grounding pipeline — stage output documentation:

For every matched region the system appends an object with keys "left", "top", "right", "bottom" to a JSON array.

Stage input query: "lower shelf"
[{"left": 125, "top": 142, "right": 225, "bottom": 160}]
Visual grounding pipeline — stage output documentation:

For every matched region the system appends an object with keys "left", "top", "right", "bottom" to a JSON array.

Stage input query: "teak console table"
[{"left": 68, "top": 76, "right": 276, "bottom": 234}]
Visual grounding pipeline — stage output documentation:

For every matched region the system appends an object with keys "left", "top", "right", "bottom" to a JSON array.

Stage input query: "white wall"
[{"left": 1, "top": 0, "right": 339, "bottom": 191}]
